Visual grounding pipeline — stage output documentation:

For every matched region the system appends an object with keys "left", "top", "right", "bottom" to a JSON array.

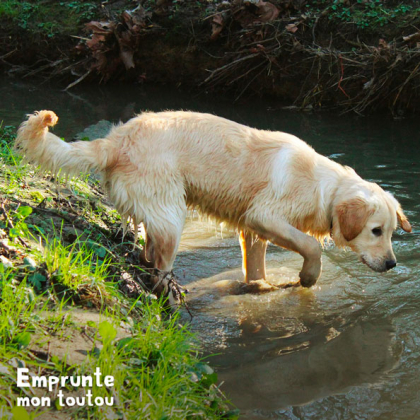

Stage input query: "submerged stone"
[{"left": 73, "top": 120, "right": 113, "bottom": 142}]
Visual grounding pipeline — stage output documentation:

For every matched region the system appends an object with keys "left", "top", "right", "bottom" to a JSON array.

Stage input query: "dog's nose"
[{"left": 385, "top": 260, "right": 397, "bottom": 270}]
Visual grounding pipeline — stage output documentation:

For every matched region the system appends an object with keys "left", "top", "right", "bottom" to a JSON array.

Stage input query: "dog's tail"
[{"left": 15, "top": 110, "right": 115, "bottom": 177}]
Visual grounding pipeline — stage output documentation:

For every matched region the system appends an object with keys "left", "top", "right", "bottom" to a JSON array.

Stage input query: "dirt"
[{"left": 32, "top": 309, "right": 131, "bottom": 366}]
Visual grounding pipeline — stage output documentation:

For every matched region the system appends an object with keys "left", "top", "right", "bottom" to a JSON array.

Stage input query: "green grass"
[
  {"left": 306, "top": 0, "right": 420, "bottom": 29},
  {"left": 0, "top": 123, "right": 32, "bottom": 195},
  {"left": 0, "top": 121, "right": 233, "bottom": 419},
  {"left": 77, "top": 303, "right": 233, "bottom": 420},
  {"left": 39, "top": 235, "right": 112, "bottom": 291},
  {"left": 0, "top": 269, "right": 38, "bottom": 348},
  {"left": 0, "top": 0, "right": 98, "bottom": 37},
  {"left": 0, "top": 271, "right": 233, "bottom": 419}
]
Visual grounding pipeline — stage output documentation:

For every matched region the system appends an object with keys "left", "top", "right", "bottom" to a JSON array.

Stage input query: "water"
[{"left": 1, "top": 79, "right": 419, "bottom": 419}]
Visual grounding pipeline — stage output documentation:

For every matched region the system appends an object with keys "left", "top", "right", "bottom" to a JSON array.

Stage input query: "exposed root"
[{"left": 4, "top": 1, "right": 420, "bottom": 114}]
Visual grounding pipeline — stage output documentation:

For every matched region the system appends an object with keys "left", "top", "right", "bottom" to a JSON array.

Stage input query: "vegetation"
[
  {"left": 307, "top": 0, "right": 420, "bottom": 29},
  {"left": 0, "top": 0, "right": 97, "bottom": 37},
  {"left": 0, "top": 125, "right": 235, "bottom": 419},
  {"left": 2, "top": 0, "right": 420, "bottom": 113}
]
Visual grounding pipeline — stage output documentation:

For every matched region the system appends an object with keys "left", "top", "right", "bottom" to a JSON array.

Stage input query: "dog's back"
[{"left": 106, "top": 111, "right": 315, "bottom": 225}]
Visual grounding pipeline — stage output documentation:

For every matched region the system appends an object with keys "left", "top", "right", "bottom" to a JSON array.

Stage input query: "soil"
[
  {"left": 2, "top": 0, "right": 420, "bottom": 115},
  {"left": 32, "top": 309, "right": 131, "bottom": 366}
]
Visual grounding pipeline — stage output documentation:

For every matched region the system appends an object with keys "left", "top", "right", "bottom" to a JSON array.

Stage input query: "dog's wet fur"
[{"left": 16, "top": 110, "right": 411, "bottom": 292}]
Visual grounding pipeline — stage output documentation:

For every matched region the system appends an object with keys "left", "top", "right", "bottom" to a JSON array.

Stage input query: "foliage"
[
  {"left": 306, "top": 0, "right": 420, "bottom": 29},
  {"left": 40, "top": 235, "right": 112, "bottom": 292},
  {"left": 0, "top": 270, "right": 232, "bottom": 419},
  {"left": 0, "top": 0, "right": 98, "bottom": 37},
  {"left": 0, "top": 123, "right": 31, "bottom": 194},
  {"left": 0, "top": 123, "right": 18, "bottom": 164},
  {"left": 7, "top": 206, "right": 32, "bottom": 239},
  {"left": 79, "top": 303, "right": 233, "bottom": 419},
  {"left": 59, "top": 1, "right": 97, "bottom": 22},
  {"left": 0, "top": 272, "right": 38, "bottom": 348}
]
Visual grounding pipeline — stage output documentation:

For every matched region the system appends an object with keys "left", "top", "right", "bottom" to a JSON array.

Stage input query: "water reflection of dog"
[{"left": 219, "top": 320, "right": 399, "bottom": 412}]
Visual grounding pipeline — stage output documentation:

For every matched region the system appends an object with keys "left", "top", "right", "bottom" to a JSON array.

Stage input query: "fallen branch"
[{"left": 64, "top": 69, "right": 92, "bottom": 91}]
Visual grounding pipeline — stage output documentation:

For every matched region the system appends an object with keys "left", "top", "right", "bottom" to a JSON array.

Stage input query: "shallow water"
[{"left": 1, "top": 79, "right": 419, "bottom": 419}]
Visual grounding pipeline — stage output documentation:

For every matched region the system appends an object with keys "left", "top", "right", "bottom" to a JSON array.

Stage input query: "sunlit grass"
[
  {"left": 0, "top": 123, "right": 32, "bottom": 194},
  {"left": 0, "top": 269, "right": 37, "bottom": 348},
  {"left": 78, "top": 300, "right": 233, "bottom": 420},
  {"left": 42, "top": 238, "right": 111, "bottom": 291},
  {"left": 0, "top": 121, "right": 232, "bottom": 420}
]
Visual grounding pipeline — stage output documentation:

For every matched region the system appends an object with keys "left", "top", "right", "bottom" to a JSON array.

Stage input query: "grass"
[
  {"left": 0, "top": 272, "right": 233, "bottom": 419},
  {"left": 78, "top": 303, "right": 230, "bottom": 420},
  {"left": 306, "top": 0, "right": 420, "bottom": 30},
  {"left": 0, "top": 123, "right": 31, "bottom": 195},
  {"left": 0, "top": 0, "right": 98, "bottom": 37},
  {"left": 0, "top": 269, "right": 39, "bottom": 348},
  {"left": 0, "top": 125, "right": 234, "bottom": 419},
  {"left": 38, "top": 234, "right": 112, "bottom": 290}
]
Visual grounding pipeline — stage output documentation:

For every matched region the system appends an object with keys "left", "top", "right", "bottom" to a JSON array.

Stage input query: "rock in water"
[{"left": 73, "top": 120, "right": 113, "bottom": 142}]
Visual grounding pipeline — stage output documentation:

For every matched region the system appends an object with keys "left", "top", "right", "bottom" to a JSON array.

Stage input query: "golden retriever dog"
[{"left": 15, "top": 110, "right": 411, "bottom": 298}]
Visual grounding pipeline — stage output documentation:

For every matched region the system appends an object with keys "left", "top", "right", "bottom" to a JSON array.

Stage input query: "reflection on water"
[
  {"left": 221, "top": 321, "right": 398, "bottom": 411},
  {"left": 176, "top": 216, "right": 417, "bottom": 419},
  {"left": 1, "top": 78, "right": 419, "bottom": 420}
]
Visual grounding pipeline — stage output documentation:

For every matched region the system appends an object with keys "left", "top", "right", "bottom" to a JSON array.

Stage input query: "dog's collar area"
[{"left": 330, "top": 218, "right": 334, "bottom": 237}]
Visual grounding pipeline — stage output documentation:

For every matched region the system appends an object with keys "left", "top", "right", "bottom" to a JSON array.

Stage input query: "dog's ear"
[
  {"left": 396, "top": 206, "right": 412, "bottom": 232},
  {"left": 336, "top": 197, "right": 372, "bottom": 242}
]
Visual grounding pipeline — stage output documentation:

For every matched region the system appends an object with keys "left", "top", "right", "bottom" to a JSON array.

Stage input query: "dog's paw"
[
  {"left": 240, "top": 279, "right": 279, "bottom": 294},
  {"left": 152, "top": 270, "right": 189, "bottom": 310},
  {"left": 299, "top": 259, "right": 322, "bottom": 288},
  {"left": 299, "top": 272, "right": 319, "bottom": 288}
]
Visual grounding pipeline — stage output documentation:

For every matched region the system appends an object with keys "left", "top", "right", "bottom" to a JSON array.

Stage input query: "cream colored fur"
[{"left": 15, "top": 110, "right": 411, "bottom": 287}]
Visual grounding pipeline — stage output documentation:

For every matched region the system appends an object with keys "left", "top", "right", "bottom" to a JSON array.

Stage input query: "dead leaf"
[
  {"left": 211, "top": 13, "right": 225, "bottom": 40},
  {"left": 119, "top": 50, "right": 135, "bottom": 70},
  {"left": 378, "top": 38, "right": 389, "bottom": 49},
  {"left": 250, "top": 45, "right": 266, "bottom": 53},
  {"left": 286, "top": 23, "right": 298, "bottom": 33},
  {"left": 85, "top": 21, "right": 115, "bottom": 36},
  {"left": 155, "top": 0, "right": 173, "bottom": 16},
  {"left": 256, "top": 0, "right": 279, "bottom": 22}
]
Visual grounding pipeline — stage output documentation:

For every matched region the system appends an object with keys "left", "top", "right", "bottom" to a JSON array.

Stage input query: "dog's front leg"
[
  {"left": 239, "top": 230, "right": 267, "bottom": 283},
  {"left": 248, "top": 220, "right": 322, "bottom": 287}
]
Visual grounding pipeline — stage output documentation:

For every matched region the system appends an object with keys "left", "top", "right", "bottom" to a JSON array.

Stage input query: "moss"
[{"left": 0, "top": 0, "right": 98, "bottom": 37}]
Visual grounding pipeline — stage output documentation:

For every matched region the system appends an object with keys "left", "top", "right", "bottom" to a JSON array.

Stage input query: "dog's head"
[{"left": 333, "top": 184, "right": 411, "bottom": 272}]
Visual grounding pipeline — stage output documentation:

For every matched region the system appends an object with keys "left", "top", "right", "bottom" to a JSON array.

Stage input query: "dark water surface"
[{"left": 1, "top": 79, "right": 419, "bottom": 420}]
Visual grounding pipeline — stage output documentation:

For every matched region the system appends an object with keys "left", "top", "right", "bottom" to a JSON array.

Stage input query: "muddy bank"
[{"left": 2, "top": 0, "right": 420, "bottom": 115}]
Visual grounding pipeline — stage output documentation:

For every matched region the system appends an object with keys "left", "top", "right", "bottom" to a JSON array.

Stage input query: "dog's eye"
[{"left": 372, "top": 227, "right": 382, "bottom": 236}]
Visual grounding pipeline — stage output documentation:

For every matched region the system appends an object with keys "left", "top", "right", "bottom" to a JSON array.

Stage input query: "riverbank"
[
  {"left": 1, "top": 0, "right": 420, "bottom": 115},
  {"left": 0, "top": 124, "right": 235, "bottom": 419}
]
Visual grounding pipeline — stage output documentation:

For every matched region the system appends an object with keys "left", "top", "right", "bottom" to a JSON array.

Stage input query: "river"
[{"left": 1, "top": 79, "right": 419, "bottom": 420}]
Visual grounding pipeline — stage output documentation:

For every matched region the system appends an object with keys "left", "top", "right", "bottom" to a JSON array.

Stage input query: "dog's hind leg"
[
  {"left": 239, "top": 230, "right": 267, "bottom": 283},
  {"left": 144, "top": 203, "right": 187, "bottom": 301},
  {"left": 247, "top": 218, "right": 322, "bottom": 288},
  {"left": 148, "top": 216, "right": 185, "bottom": 272}
]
